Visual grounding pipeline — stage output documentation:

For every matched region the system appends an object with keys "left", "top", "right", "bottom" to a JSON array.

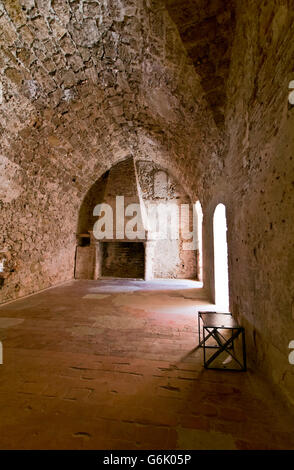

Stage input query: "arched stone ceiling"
[
  {"left": 164, "top": 0, "right": 236, "bottom": 128},
  {"left": 0, "top": 0, "right": 224, "bottom": 302},
  {"left": 0, "top": 0, "right": 223, "bottom": 202}
]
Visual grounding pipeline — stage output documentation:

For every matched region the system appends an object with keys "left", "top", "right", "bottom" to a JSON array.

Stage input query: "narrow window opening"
[
  {"left": 195, "top": 201, "right": 203, "bottom": 282},
  {"left": 213, "top": 203, "right": 229, "bottom": 310}
]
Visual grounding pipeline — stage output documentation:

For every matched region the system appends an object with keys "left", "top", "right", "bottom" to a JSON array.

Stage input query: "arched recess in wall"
[
  {"left": 75, "top": 157, "right": 198, "bottom": 281},
  {"left": 213, "top": 203, "right": 229, "bottom": 310},
  {"left": 195, "top": 201, "right": 203, "bottom": 282}
]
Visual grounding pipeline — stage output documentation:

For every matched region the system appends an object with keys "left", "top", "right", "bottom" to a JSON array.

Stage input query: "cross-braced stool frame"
[{"left": 198, "top": 311, "right": 247, "bottom": 371}]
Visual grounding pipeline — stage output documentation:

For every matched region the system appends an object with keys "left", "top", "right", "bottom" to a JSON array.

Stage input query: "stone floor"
[{"left": 0, "top": 279, "right": 293, "bottom": 450}]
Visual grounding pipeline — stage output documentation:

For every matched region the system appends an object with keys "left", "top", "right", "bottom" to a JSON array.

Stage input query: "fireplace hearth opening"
[{"left": 101, "top": 242, "right": 145, "bottom": 279}]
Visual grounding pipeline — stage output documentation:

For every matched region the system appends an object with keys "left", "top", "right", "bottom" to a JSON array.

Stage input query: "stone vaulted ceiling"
[
  {"left": 164, "top": 0, "right": 236, "bottom": 128},
  {"left": 0, "top": 0, "right": 223, "bottom": 304},
  {"left": 0, "top": 0, "right": 222, "bottom": 203}
]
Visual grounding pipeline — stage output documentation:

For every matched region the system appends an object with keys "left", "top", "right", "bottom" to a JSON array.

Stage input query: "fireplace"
[{"left": 101, "top": 242, "right": 145, "bottom": 279}]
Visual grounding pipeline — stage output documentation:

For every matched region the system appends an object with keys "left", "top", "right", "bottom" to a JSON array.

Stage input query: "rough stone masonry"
[{"left": 0, "top": 0, "right": 293, "bottom": 411}]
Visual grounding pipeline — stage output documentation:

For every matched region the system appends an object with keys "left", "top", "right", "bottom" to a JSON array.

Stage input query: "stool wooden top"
[{"left": 198, "top": 311, "right": 239, "bottom": 329}]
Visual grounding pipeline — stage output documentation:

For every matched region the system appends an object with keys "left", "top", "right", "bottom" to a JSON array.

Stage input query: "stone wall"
[
  {"left": 136, "top": 160, "right": 197, "bottom": 279},
  {"left": 201, "top": 0, "right": 294, "bottom": 408},
  {"left": 1, "top": 0, "right": 293, "bottom": 410}
]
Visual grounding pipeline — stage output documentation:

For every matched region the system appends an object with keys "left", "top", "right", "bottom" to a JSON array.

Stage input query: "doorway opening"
[{"left": 213, "top": 203, "right": 229, "bottom": 310}]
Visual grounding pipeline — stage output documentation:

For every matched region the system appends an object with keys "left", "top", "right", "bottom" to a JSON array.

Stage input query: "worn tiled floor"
[{"left": 0, "top": 279, "right": 293, "bottom": 449}]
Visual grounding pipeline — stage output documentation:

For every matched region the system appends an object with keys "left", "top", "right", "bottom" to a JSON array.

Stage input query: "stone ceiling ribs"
[{"left": 164, "top": 0, "right": 236, "bottom": 128}]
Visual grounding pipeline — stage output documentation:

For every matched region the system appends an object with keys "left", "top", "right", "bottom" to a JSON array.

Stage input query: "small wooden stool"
[{"left": 198, "top": 311, "right": 247, "bottom": 371}]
